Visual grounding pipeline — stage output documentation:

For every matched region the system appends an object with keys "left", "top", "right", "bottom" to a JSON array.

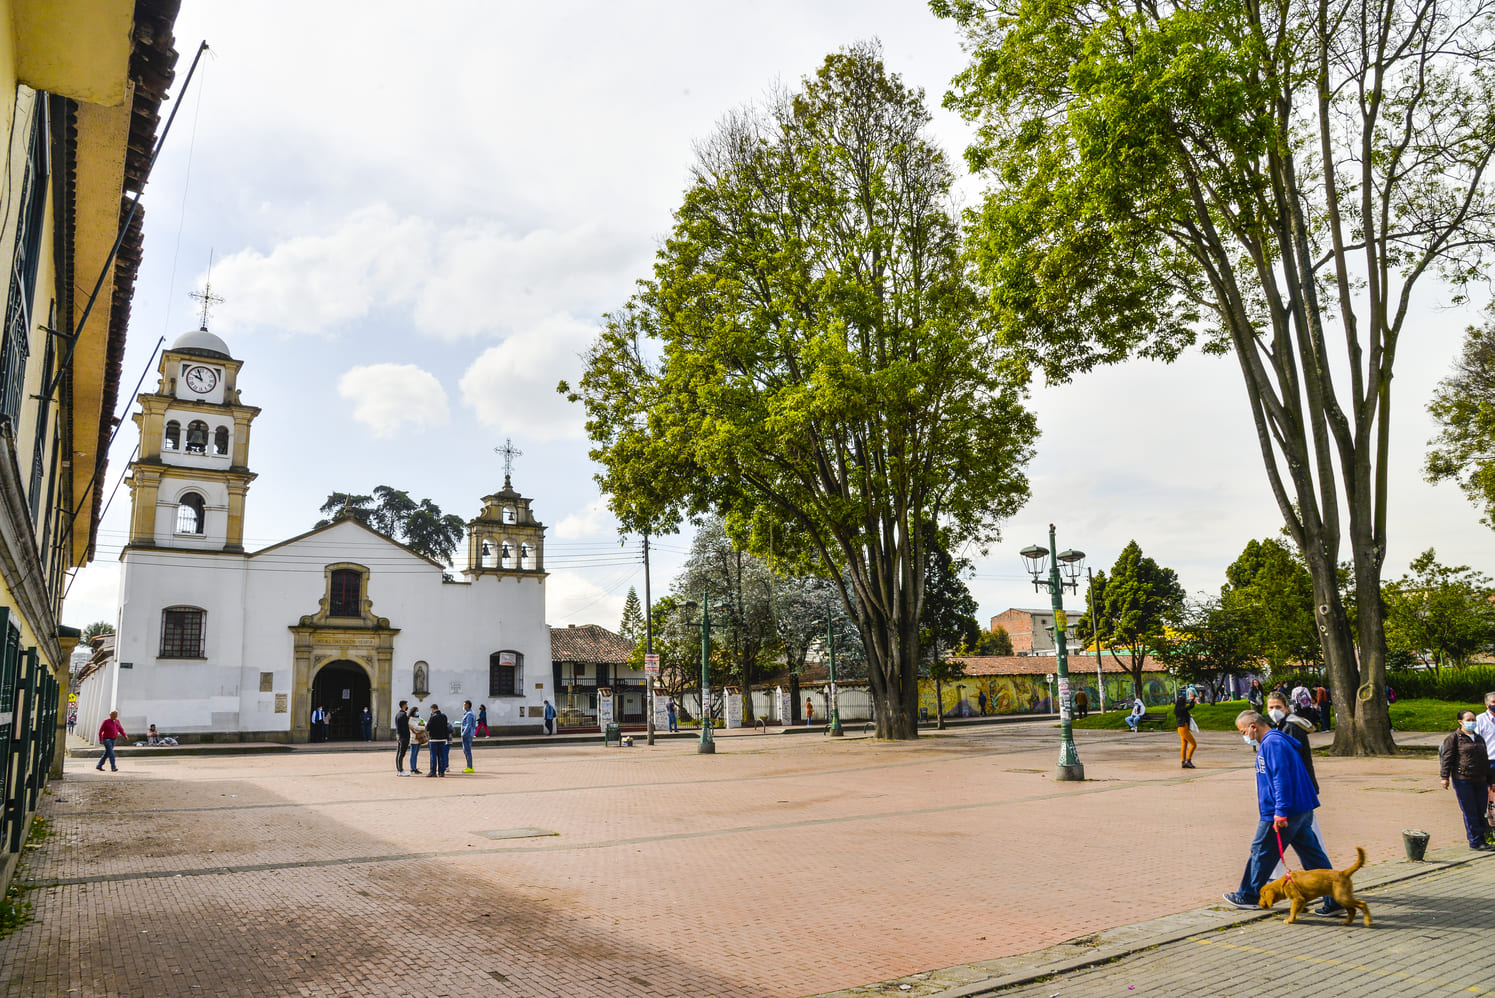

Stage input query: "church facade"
[{"left": 81, "top": 326, "right": 552, "bottom": 742}]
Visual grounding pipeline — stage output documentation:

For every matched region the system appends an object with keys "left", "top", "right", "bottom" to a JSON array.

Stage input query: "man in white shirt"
[{"left": 1474, "top": 692, "right": 1495, "bottom": 769}]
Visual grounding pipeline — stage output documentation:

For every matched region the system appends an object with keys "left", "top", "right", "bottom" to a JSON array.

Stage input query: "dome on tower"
[{"left": 171, "top": 326, "right": 231, "bottom": 360}]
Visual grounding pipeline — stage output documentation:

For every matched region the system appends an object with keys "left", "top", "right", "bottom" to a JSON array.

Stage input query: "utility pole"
[{"left": 644, "top": 530, "right": 655, "bottom": 746}]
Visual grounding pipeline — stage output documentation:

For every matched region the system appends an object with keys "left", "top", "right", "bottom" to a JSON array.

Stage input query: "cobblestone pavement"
[{"left": 1, "top": 723, "right": 1477, "bottom": 998}]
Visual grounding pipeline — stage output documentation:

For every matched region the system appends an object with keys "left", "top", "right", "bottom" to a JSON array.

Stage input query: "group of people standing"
[{"left": 392, "top": 699, "right": 479, "bottom": 777}]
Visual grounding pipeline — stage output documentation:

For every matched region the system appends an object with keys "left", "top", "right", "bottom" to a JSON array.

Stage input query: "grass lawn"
[{"left": 1068, "top": 697, "right": 1475, "bottom": 734}]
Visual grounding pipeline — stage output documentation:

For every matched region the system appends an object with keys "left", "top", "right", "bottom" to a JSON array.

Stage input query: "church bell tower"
[
  {"left": 463, "top": 439, "right": 546, "bottom": 580},
  {"left": 123, "top": 324, "right": 260, "bottom": 553}
]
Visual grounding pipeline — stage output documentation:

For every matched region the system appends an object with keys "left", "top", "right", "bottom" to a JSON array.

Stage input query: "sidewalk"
[{"left": 821, "top": 844, "right": 1495, "bottom": 998}]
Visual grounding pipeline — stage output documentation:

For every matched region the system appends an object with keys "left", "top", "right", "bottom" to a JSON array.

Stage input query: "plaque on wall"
[
  {"left": 259, "top": 672, "right": 274, "bottom": 692},
  {"left": 274, "top": 694, "right": 288, "bottom": 713}
]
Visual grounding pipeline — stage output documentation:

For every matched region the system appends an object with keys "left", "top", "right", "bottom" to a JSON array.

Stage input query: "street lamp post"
[
  {"left": 682, "top": 597, "right": 722, "bottom": 755},
  {"left": 1087, "top": 567, "right": 1105, "bottom": 713},
  {"left": 1021, "top": 524, "right": 1085, "bottom": 782},
  {"left": 827, "top": 611, "right": 843, "bottom": 736}
]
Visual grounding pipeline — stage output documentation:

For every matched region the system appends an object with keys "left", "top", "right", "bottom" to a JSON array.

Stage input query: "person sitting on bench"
[{"left": 1125, "top": 697, "right": 1146, "bottom": 732}]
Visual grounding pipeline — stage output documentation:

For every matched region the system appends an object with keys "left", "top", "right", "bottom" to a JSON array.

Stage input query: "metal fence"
[{"left": 1, "top": 606, "right": 60, "bottom": 884}]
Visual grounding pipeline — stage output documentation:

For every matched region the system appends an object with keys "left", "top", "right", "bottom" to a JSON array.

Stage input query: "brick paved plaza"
[{"left": 1, "top": 722, "right": 1481, "bottom": 997}]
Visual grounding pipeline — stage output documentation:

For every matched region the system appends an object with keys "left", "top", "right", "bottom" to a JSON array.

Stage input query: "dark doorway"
[{"left": 311, "top": 660, "right": 371, "bottom": 741}]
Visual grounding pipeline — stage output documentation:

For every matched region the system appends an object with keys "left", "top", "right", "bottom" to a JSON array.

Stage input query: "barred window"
[
  {"left": 489, "top": 651, "right": 522, "bottom": 697},
  {"left": 161, "top": 607, "right": 205, "bottom": 658},
  {"left": 1, "top": 94, "right": 47, "bottom": 425},
  {"left": 176, "top": 492, "right": 205, "bottom": 534}
]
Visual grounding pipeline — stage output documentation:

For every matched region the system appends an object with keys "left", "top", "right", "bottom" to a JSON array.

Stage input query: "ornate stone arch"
[{"left": 289, "top": 562, "right": 399, "bottom": 742}]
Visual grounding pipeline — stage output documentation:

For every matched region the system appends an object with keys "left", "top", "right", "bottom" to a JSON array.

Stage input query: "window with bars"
[
  {"left": 176, "top": 493, "right": 205, "bottom": 534},
  {"left": 160, "top": 607, "right": 205, "bottom": 658},
  {"left": 1, "top": 92, "right": 48, "bottom": 426},
  {"left": 329, "top": 569, "right": 362, "bottom": 617},
  {"left": 489, "top": 651, "right": 522, "bottom": 697}
]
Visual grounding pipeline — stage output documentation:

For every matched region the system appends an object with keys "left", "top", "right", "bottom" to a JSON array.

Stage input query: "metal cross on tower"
[
  {"left": 188, "top": 253, "right": 224, "bottom": 328},
  {"left": 494, "top": 438, "right": 523, "bottom": 487}
]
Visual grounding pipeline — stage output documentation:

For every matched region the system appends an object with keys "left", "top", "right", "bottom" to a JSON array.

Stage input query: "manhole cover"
[{"left": 476, "top": 827, "right": 559, "bottom": 840}]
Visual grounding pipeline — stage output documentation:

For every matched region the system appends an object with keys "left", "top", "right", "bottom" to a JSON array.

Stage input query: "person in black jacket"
[
  {"left": 1440, "top": 710, "right": 1493, "bottom": 850},
  {"left": 394, "top": 700, "right": 410, "bottom": 775},
  {"left": 425, "top": 704, "right": 451, "bottom": 777},
  {"left": 1266, "top": 691, "right": 1318, "bottom": 792}
]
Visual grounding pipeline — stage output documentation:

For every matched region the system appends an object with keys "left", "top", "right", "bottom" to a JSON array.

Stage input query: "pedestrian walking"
[
  {"left": 96, "top": 710, "right": 125, "bottom": 772},
  {"left": 476, "top": 704, "right": 489, "bottom": 738},
  {"left": 543, "top": 699, "right": 556, "bottom": 735},
  {"left": 1474, "top": 692, "right": 1495, "bottom": 778},
  {"left": 1222, "top": 710, "right": 1337, "bottom": 910},
  {"left": 310, "top": 704, "right": 327, "bottom": 743},
  {"left": 978, "top": 689, "right": 988, "bottom": 716},
  {"left": 666, "top": 697, "right": 678, "bottom": 733},
  {"left": 408, "top": 706, "right": 425, "bottom": 775},
  {"left": 360, "top": 706, "right": 373, "bottom": 742},
  {"left": 1441, "top": 709, "right": 1493, "bottom": 851},
  {"left": 1247, "top": 678, "right": 1265, "bottom": 712},
  {"left": 1074, "top": 688, "right": 1089, "bottom": 719},
  {"left": 460, "top": 700, "right": 476, "bottom": 773},
  {"left": 805, "top": 697, "right": 815, "bottom": 727},
  {"left": 66, "top": 708, "right": 77, "bottom": 735},
  {"left": 425, "top": 704, "right": 450, "bottom": 777},
  {"left": 1174, "top": 692, "right": 1197, "bottom": 769},
  {"left": 1265, "top": 692, "right": 1318, "bottom": 792},
  {"left": 394, "top": 699, "right": 410, "bottom": 775},
  {"left": 1315, "top": 685, "right": 1332, "bottom": 731}
]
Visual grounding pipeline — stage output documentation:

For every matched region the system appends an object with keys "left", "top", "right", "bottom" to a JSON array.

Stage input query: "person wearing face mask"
[
  {"left": 1474, "top": 693, "right": 1495, "bottom": 777},
  {"left": 1440, "top": 709, "right": 1492, "bottom": 851},
  {"left": 1222, "top": 710, "right": 1335, "bottom": 909},
  {"left": 1265, "top": 692, "right": 1318, "bottom": 793}
]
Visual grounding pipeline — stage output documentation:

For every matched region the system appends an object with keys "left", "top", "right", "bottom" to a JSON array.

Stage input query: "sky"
[{"left": 63, "top": 0, "right": 1495, "bottom": 636}]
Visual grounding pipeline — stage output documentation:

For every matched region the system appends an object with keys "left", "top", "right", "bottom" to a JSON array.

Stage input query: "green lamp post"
[
  {"left": 1021, "top": 524, "right": 1086, "bottom": 782},
  {"left": 827, "top": 610, "right": 843, "bottom": 736},
  {"left": 682, "top": 597, "right": 721, "bottom": 755}
]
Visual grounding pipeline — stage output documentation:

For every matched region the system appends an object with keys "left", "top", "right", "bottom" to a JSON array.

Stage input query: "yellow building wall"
[{"left": 919, "top": 672, "right": 1173, "bottom": 718}]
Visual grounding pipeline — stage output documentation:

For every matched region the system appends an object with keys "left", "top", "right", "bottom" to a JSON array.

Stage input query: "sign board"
[
  {"left": 723, "top": 687, "right": 743, "bottom": 729},
  {"left": 651, "top": 692, "right": 670, "bottom": 730},
  {"left": 1054, "top": 608, "right": 1067, "bottom": 631},
  {"left": 776, "top": 686, "right": 792, "bottom": 726},
  {"left": 643, "top": 653, "right": 660, "bottom": 676},
  {"left": 119, "top": 661, "right": 133, "bottom": 669},
  {"left": 274, "top": 694, "right": 288, "bottom": 714},
  {"left": 597, "top": 687, "right": 614, "bottom": 729},
  {"left": 1057, "top": 676, "right": 1072, "bottom": 722}
]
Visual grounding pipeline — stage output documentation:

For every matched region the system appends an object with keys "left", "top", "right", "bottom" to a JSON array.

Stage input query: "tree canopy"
[
  {"left": 1077, "top": 541, "right": 1185, "bottom": 697},
  {"left": 316, "top": 486, "right": 466, "bottom": 565},
  {"left": 1426, "top": 313, "right": 1495, "bottom": 527},
  {"left": 936, "top": 0, "right": 1495, "bottom": 753},
  {"left": 562, "top": 42, "right": 1037, "bottom": 738},
  {"left": 1383, "top": 549, "right": 1495, "bottom": 671},
  {"left": 1221, "top": 538, "right": 1320, "bottom": 674}
]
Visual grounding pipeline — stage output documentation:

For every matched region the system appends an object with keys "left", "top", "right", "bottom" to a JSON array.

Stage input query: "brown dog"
[{"left": 1258, "top": 846, "right": 1371, "bottom": 926}]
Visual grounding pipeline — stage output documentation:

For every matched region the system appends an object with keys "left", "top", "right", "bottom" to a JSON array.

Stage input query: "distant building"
[
  {"left": 989, "top": 608, "right": 1079, "bottom": 656},
  {"left": 549, "top": 624, "right": 641, "bottom": 729}
]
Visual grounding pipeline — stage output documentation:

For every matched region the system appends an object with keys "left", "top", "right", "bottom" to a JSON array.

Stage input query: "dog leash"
[{"left": 1274, "top": 824, "right": 1295, "bottom": 886}]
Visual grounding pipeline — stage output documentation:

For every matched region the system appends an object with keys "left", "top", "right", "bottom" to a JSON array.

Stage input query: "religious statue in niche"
[{"left": 412, "top": 660, "right": 430, "bottom": 701}]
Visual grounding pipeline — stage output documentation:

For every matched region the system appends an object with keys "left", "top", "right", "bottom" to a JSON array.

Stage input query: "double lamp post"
[{"left": 1020, "top": 524, "right": 1086, "bottom": 782}]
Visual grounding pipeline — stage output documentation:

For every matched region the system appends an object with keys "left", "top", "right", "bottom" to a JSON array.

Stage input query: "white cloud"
[
  {"left": 458, "top": 315, "right": 594, "bottom": 441},
  {"left": 337, "top": 363, "right": 450, "bottom": 438},
  {"left": 545, "top": 570, "right": 629, "bottom": 629},
  {"left": 555, "top": 498, "right": 612, "bottom": 540}
]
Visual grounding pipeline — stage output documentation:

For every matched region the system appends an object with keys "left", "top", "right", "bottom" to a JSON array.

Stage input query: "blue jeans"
[
  {"left": 1237, "top": 810, "right": 1332, "bottom": 901},
  {"left": 1453, "top": 779, "right": 1490, "bottom": 846},
  {"left": 428, "top": 741, "right": 449, "bottom": 775},
  {"left": 1125, "top": 715, "right": 1140, "bottom": 730},
  {"left": 668, "top": 713, "right": 677, "bottom": 732},
  {"left": 97, "top": 738, "right": 117, "bottom": 770},
  {"left": 461, "top": 733, "right": 473, "bottom": 769},
  {"left": 408, "top": 742, "right": 422, "bottom": 772}
]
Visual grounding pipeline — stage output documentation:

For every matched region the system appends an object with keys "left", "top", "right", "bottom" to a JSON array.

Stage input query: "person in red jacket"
[{"left": 97, "top": 711, "right": 126, "bottom": 772}]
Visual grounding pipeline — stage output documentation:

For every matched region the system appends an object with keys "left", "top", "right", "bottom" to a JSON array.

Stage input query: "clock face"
[{"left": 184, "top": 365, "right": 218, "bottom": 394}]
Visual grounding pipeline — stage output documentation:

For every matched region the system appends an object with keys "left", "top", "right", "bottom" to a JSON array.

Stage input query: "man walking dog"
[{"left": 1222, "top": 710, "right": 1339, "bottom": 912}]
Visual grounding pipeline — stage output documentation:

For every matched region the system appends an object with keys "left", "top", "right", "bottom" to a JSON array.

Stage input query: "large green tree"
[
  {"left": 1222, "top": 538, "right": 1320, "bottom": 674},
  {"left": 316, "top": 486, "right": 466, "bottom": 565},
  {"left": 1383, "top": 549, "right": 1495, "bottom": 671},
  {"left": 562, "top": 43, "right": 1036, "bottom": 739},
  {"left": 1077, "top": 542, "right": 1185, "bottom": 698},
  {"left": 1426, "top": 313, "right": 1495, "bottom": 526},
  {"left": 937, "top": 0, "right": 1495, "bottom": 754}
]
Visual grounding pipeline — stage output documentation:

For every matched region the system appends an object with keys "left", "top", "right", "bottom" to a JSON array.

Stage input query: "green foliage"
[
  {"left": 1382, "top": 550, "right": 1495, "bottom": 671},
  {"left": 1387, "top": 666, "right": 1495, "bottom": 703},
  {"left": 81, "top": 621, "right": 113, "bottom": 641},
  {"left": 1156, "top": 596, "right": 1256, "bottom": 696},
  {"left": 1426, "top": 312, "right": 1495, "bottom": 527},
  {"left": 563, "top": 42, "right": 1037, "bottom": 738},
  {"left": 919, "top": 522, "right": 980, "bottom": 661},
  {"left": 960, "top": 625, "right": 1014, "bottom": 657},
  {"left": 316, "top": 486, "right": 466, "bottom": 565},
  {"left": 936, "top": 0, "right": 1495, "bottom": 753},
  {"left": 619, "top": 588, "right": 645, "bottom": 646},
  {"left": 1221, "top": 538, "right": 1320, "bottom": 673},
  {"left": 1077, "top": 541, "right": 1185, "bottom": 695},
  {"left": 1390, "top": 699, "right": 1492, "bottom": 734},
  {"left": 0, "top": 881, "right": 31, "bottom": 939}
]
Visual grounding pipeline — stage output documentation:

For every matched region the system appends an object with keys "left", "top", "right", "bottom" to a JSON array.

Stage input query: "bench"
[{"left": 1129, "top": 712, "right": 1173, "bottom": 731}]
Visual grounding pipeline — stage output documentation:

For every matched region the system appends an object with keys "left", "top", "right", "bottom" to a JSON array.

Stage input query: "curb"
[{"left": 813, "top": 847, "right": 1492, "bottom": 998}]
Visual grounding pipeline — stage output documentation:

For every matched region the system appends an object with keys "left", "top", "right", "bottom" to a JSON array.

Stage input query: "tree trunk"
[{"left": 935, "top": 679, "right": 945, "bottom": 730}]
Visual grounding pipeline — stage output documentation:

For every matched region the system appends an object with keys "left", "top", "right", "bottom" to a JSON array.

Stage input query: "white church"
[{"left": 82, "top": 325, "right": 553, "bottom": 742}]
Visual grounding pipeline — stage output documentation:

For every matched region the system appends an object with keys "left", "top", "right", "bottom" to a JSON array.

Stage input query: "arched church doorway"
[{"left": 311, "top": 660, "right": 371, "bottom": 741}]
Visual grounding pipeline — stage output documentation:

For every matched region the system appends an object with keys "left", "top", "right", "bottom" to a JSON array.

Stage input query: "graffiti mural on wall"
[{"left": 918, "top": 673, "right": 1172, "bottom": 718}]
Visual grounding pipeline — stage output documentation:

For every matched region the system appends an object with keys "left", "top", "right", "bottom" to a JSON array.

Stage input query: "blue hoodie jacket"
[{"left": 1256, "top": 727, "right": 1319, "bottom": 819}]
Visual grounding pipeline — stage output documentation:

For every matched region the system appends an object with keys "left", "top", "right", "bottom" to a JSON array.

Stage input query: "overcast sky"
[{"left": 64, "top": 0, "right": 1495, "bottom": 637}]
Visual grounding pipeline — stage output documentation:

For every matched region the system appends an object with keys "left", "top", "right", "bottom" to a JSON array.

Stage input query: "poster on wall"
[
  {"left": 598, "top": 687, "right": 614, "bottom": 729},
  {"left": 777, "top": 686, "right": 792, "bottom": 726},
  {"left": 723, "top": 687, "right": 743, "bottom": 728},
  {"left": 651, "top": 692, "right": 670, "bottom": 731}
]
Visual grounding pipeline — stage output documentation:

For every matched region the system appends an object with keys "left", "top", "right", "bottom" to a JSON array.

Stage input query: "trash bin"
[
  {"left": 919, "top": 707, "right": 929, "bottom": 721},
  {"left": 1402, "top": 828, "right": 1430, "bottom": 861},
  {"left": 604, "top": 723, "right": 622, "bottom": 747}
]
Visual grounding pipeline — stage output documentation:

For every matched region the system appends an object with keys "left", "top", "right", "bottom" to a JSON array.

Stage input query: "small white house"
[{"left": 79, "top": 326, "right": 551, "bottom": 742}]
